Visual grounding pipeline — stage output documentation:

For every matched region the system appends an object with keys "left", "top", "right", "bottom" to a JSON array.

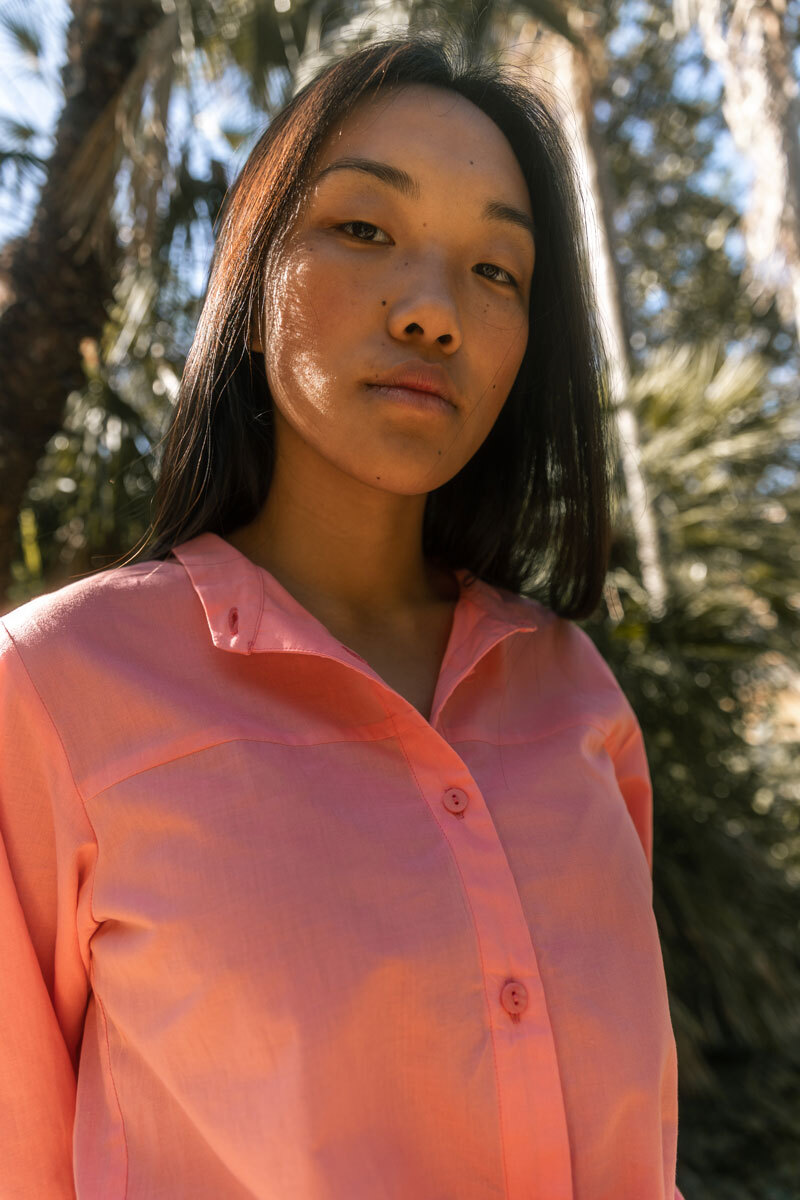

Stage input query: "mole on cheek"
[{"left": 381, "top": 300, "right": 386, "bottom": 306}]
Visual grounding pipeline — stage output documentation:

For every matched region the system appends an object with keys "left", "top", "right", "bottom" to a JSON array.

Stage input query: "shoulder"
[
  {"left": 488, "top": 583, "right": 640, "bottom": 749},
  {"left": 3, "top": 557, "right": 182, "bottom": 642},
  {"left": 489, "top": 581, "right": 616, "bottom": 682},
  {"left": 1, "top": 558, "right": 209, "bottom": 795},
  {"left": 0, "top": 557, "right": 192, "bottom": 696}
]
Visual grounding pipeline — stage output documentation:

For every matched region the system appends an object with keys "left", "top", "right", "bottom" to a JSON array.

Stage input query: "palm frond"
[
  {"left": 0, "top": 113, "right": 40, "bottom": 144},
  {"left": 0, "top": 9, "right": 44, "bottom": 67},
  {"left": 58, "top": 9, "right": 182, "bottom": 268}
]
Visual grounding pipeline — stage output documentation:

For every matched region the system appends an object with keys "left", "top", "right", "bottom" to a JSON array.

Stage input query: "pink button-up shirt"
[{"left": 1, "top": 531, "right": 684, "bottom": 1199}]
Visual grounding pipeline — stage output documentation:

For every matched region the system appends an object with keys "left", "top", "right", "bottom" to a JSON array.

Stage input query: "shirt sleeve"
[
  {"left": 607, "top": 702, "right": 654, "bottom": 878},
  {"left": 605, "top": 667, "right": 687, "bottom": 1199},
  {"left": 0, "top": 619, "right": 91, "bottom": 1199}
]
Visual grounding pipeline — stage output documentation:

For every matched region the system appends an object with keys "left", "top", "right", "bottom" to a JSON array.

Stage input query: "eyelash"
[{"left": 335, "top": 220, "right": 519, "bottom": 289}]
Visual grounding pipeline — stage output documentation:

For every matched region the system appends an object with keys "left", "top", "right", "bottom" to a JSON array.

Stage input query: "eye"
[
  {"left": 337, "top": 220, "right": 391, "bottom": 243},
  {"left": 336, "top": 222, "right": 519, "bottom": 289},
  {"left": 475, "top": 262, "right": 519, "bottom": 288}
]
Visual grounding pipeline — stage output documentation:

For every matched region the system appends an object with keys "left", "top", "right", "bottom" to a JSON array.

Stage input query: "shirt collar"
[{"left": 170, "top": 532, "right": 540, "bottom": 668}]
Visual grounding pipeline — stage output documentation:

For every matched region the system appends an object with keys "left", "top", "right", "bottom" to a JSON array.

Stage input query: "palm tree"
[
  {"left": 587, "top": 335, "right": 800, "bottom": 1197},
  {"left": 0, "top": 0, "right": 168, "bottom": 600},
  {"left": 491, "top": 3, "right": 670, "bottom": 621},
  {"left": 673, "top": 0, "right": 800, "bottom": 342}
]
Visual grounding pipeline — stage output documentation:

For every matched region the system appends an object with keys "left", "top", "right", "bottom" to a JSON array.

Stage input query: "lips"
[
  {"left": 367, "top": 385, "right": 454, "bottom": 416},
  {"left": 366, "top": 361, "right": 456, "bottom": 407}
]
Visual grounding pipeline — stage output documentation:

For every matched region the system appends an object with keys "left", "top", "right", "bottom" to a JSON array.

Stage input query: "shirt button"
[
  {"left": 442, "top": 787, "right": 469, "bottom": 818},
  {"left": 228, "top": 607, "right": 239, "bottom": 634},
  {"left": 500, "top": 980, "right": 528, "bottom": 1022}
]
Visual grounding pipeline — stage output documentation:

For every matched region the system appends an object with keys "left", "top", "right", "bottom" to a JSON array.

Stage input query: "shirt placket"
[
  {"left": 318, "top": 628, "right": 575, "bottom": 1200},
  {"left": 408, "top": 639, "right": 573, "bottom": 1200}
]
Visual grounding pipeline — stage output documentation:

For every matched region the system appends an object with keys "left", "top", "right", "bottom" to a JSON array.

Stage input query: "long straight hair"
[{"left": 131, "top": 31, "right": 620, "bottom": 620}]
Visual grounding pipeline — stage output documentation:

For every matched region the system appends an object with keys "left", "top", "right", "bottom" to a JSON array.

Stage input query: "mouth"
[
  {"left": 365, "top": 384, "right": 455, "bottom": 415},
  {"left": 365, "top": 360, "right": 457, "bottom": 409}
]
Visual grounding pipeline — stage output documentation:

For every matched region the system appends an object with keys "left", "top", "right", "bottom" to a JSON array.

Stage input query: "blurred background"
[{"left": 0, "top": 0, "right": 798, "bottom": 1194}]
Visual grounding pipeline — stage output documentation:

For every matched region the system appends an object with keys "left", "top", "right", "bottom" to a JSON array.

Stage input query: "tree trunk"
[
  {"left": 501, "top": 7, "right": 668, "bottom": 619},
  {"left": 0, "top": 0, "right": 163, "bottom": 610},
  {"left": 675, "top": 0, "right": 800, "bottom": 341}
]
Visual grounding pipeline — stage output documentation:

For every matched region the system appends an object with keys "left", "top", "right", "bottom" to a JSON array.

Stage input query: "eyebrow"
[{"left": 312, "top": 155, "right": 536, "bottom": 244}]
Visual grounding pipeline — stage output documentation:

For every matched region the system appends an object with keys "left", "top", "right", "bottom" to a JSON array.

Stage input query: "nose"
[{"left": 385, "top": 255, "right": 462, "bottom": 353}]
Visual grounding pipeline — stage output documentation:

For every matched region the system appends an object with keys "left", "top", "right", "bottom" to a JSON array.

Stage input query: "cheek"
[
  {"left": 263, "top": 251, "right": 355, "bottom": 417},
  {"left": 494, "top": 304, "right": 528, "bottom": 370},
  {"left": 474, "top": 307, "right": 528, "bottom": 405},
  {"left": 453, "top": 311, "right": 526, "bottom": 459}
]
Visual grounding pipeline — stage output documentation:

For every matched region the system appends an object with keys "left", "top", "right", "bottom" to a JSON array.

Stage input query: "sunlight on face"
[{"left": 253, "top": 82, "right": 536, "bottom": 497}]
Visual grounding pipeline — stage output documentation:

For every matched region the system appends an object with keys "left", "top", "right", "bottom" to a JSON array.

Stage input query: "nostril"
[{"left": 228, "top": 607, "right": 239, "bottom": 634}]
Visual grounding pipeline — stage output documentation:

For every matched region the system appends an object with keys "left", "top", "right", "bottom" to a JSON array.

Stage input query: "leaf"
[{"left": 0, "top": 11, "right": 44, "bottom": 64}]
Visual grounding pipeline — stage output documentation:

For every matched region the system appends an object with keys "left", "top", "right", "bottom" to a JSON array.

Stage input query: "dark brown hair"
[{"left": 132, "top": 30, "right": 619, "bottom": 620}]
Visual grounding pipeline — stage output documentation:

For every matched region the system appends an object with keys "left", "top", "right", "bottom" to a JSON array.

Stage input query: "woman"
[{"left": 0, "top": 32, "right": 684, "bottom": 1200}]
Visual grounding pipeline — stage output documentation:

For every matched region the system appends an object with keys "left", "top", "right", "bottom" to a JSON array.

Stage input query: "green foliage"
[
  {"left": 592, "top": 0, "right": 792, "bottom": 363},
  {"left": 0, "top": 113, "right": 46, "bottom": 194},
  {"left": 581, "top": 338, "right": 800, "bottom": 1198},
  {"left": 0, "top": 7, "right": 45, "bottom": 65}
]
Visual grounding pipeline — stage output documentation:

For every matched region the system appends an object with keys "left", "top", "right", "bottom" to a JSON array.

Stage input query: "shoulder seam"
[{"left": 0, "top": 617, "right": 100, "bottom": 893}]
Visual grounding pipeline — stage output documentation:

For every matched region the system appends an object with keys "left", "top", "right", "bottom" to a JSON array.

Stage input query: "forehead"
[{"left": 312, "top": 83, "right": 531, "bottom": 213}]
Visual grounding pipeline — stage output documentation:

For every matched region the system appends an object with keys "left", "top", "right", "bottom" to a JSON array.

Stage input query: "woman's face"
[{"left": 252, "top": 82, "right": 535, "bottom": 498}]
